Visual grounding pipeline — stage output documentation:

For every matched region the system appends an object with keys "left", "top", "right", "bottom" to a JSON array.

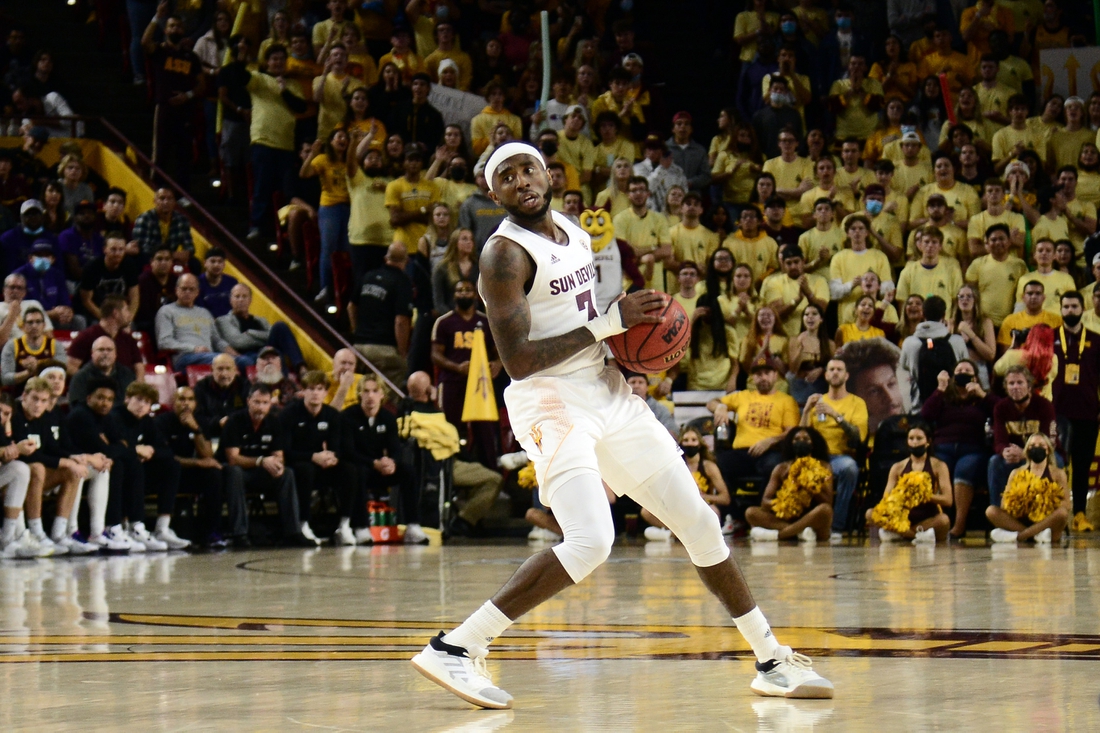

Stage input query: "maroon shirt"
[
  {"left": 920, "top": 389, "right": 998, "bottom": 446},
  {"left": 68, "top": 324, "right": 144, "bottom": 372},
  {"left": 431, "top": 310, "right": 493, "bottom": 384},
  {"left": 1051, "top": 325, "right": 1100, "bottom": 420},
  {"left": 992, "top": 395, "right": 1056, "bottom": 454}
]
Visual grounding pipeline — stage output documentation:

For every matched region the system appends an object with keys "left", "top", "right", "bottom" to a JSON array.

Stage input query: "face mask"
[
  {"left": 681, "top": 444, "right": 700, "bottom": 458},
  {"left": 540, "top": 141, "right": 558, "bottom": 157},
  {"left": 23, "top": 226, "right": 43, "bottom": 236},
  {"left": 837, "top": 17, "right": 853, "bottom": 31},
  {"left": 865, "top": 199, "right": 883, "bottom": 215},
  {"left": 954, "top": 373, "right": 973, "bottom": 388},
  {"left": 167, "top": 32, "right": 184, "bottom": 44},
  {"left": 737, "top": 141, "right": 752, "bottom": 151},
  {"left": 781, "top": 21, "right": 797, "bottom": 35},
  {"left": 909, "top": 444, "right": 927, "bottom": 457},
  {"left": 364, "top": 165, "right": 385, "bottom": 176},
  {"left": 454, "top": 297, "right": 475, "bottom": 310},
  {"left": 1027, "top": 446, "right": 1048, "bottom": 463},
  {"left": 770, "top": 92, "right": 788, "bottom": 106},
  {"left": 31, "top": 257, "right": 50, "bottom": 273},
  {"left": 792, "top": 441, "right": 812, "bottom": 457},
  {"left": 1063, "top": 313, "right": 1082, "bottom": 328},
  {"left": 449, "top": 167, "right": 467, "bottom": 181}
]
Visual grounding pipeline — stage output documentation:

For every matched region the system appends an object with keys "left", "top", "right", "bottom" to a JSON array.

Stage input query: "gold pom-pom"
[
  {"left": 871, "top": 471, "right": 933, "bottom": 534},
  {"left": 771, "top": 457, "right": 831, "bottom": 521},
  {"left": 692, "top": 470, "right": 709, "bottom": 494},
  {"left": 1002, "top": 469, "right": 1062, "bottom": 522},
  {"left": 517, "top": 463, "right": 538, "bottom": 490}
]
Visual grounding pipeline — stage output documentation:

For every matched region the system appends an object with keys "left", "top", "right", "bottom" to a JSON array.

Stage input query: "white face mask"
[{"left": 770, "top": 92, "right": 789, "bottom": 106}]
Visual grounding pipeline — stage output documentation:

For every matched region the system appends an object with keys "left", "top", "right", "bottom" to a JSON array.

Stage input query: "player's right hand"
[{"left": 617, "top": 290, "right": 665, "bottom": 328}]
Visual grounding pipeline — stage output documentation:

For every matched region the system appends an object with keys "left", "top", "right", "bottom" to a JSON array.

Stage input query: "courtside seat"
[{"left": 185, "top": 364, "right": 212, "bottom": 387}]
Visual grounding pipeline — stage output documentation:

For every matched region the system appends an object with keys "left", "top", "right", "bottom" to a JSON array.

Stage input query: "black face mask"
[
  {"left": 167, "top": 32, "right": 184, "bottom": 44},
  {"left": 1063, "top": 313, "right": 1082, "bottom": 328},
  {"left": 1027, "top": 446, "right": 1048, "bottom": 463},
  {"left": 737, "top": 142, "right": 752, "bottom": 152},
  {"left": 454, "top": 297, "right": 475, "bottom": 310},
  {"left": 449, "top": 167, "right": 467, "bottom": 181},
  {"left": 954, "top": 373, "right": 973, "bottom": 388},
  {"left": 792, "top": 441, "right": 812, "bottom": 457},
  {"left": 364, "top": 165, "right": 385, "bottom": 177},
  {"left": 540, "top": 141, "right": 558, "bottom": 157},
  {"left": 681, "top": 444, "right": 701, "bottom": 458},
  {"left": 909, "top": 444, "right": 927, "bottom": 458}
]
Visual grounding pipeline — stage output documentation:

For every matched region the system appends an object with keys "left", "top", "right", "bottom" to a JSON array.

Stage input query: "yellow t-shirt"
[
  {"left": 613, "top": 207, "right": 671, "bottom": 291},
  {"left": 812, "top": 392, "right": 869, "bottom": 456},
  {"left": 594, "top": 188, "right": 631, "bottom": 218},
  {"left": 836, "top": 322, "right": 886, "bottom": 345},
  {"left": 557, "top": 131, "right": 597, "bottom": 176},
  {"left": 996, "top": 53, "right": 1034, "bottom": 93},
  {"left": 347, "top": 169, "right": 394, "bottom": 246},
  {"left": 733, "top": 10, "right": 780, "bottom": 62},
  {"left": 829, "top": 248, "right": 894, "bottom": 324},
  {"left": 723, "top": 231, "right": 778, "bottom": 285},
  {"left": 469, "top": 107, "right": 523, "bottom": 156},
  {"left": 762, "top": 156, "right": 816, "bottom": 195},
  {"left": 836, "top": 166, "right": 876, "bottom": 203},
  {"left": 718, "top": 390, "right": 800, "bottom": 449},
  {"left": 347, "top": 52, "right": 379, "bottom": 87},
  {"left": 594, "top": 138, "right": 637, "bottom": 170},
  {"left": 829, "top": 78, "right": 885, "bottom": 141},
  {"left": 965, "top": 254, "right": 1030, "bottom": 327},
  {"left": 870, "top": 210, "right": 905, "bottom": 266},
  {"left": 973, "top": 82, "right": 1016, "bottom": 120},
  {"left": 799, "top": 185, "right": 857, "bottom": 222},
  {"left": 797, "top": 225, "right": 846, "bottom": 279},
  {"left": 670, "top": 223, "right": 720, "bottom": 281},
  {"left": 905, "top": 222, "right": 968, "bottom": 261},
  {"left": 1078, "top": 171, "right": 1100, "bottom": 208},
  {"left": 967, "top": 209, "right": 1027, "bottom": 250},
  {"left": 758, "top": 271, "right": 830, "bottom": 339},
  {"left": 992, "top": 124, "right": 1046, "bottom": 163},
  {"left": 910, "top": 182, "right": 982, "bottom": 226},
  {"left": 685, "top": 323, "right": 740, "bottom": 391},
  {"left": 383, "top": 176, "right": 440, "bottom": 250},
  {"left": 1015, "top": 270, "right": 1078, "bottom": 314},
  {"left": 1030, "top": 214, "right": 1070, "bottom": 246},
  {"left": 313, "top": 72, "right": 365, "bottom": 140},
  {"left": 1064, "top": 198, "right": 1097, "bottom": 262},
  {"left": 325, "top": 372, "right": 363, "bottom": 409},
  {"left": 896, "top": 259, "right": 964, "bottom": 317},
  {"left": 312, "top": 19, "right": 355, "bottom": 52},
  {"left": 310, "top": 153, "right": 350, "bottom": 207},
  {"left": 1047, "top": 127, "right": 1095, "bottom": 171},
  {"left": 998, "top": 309, "right": 1064, "bottom": 346},
  {"left": 378, "top": 49, "right": 426, "bottom": 84},
  {"left": 959, "top": 5, "right": 1016, "bottom": 55},
  {"left": 939, "top": 115, "right": 1000, "bottom": 147},
  {"left": 891, "top": 159, "right": 934, "bottom": 198},
  {"left": 246, "top": 71, "right": 302, "bottom": 151},
  {"left": 713, "top": 151, "right": 759, "bottom": 205}
]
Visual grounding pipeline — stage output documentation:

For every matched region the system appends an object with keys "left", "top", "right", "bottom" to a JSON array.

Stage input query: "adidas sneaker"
[
  {"left": 750, "top": 652, "right": 834, "bottom": 699},
  {"left": 411, "top": 632, "right": 513, "bottom": 709}
]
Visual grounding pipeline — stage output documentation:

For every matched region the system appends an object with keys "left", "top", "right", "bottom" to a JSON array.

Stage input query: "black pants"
[
  {"left": 224, "top": 465, "right": 299, "bottom": 538},
  {"left": 715, "top": 447, "right": 784, "bottom": 483},
  {"left": 1060, "top": 417, "right": 1100, "bottom": 514},
  {"left": 155, "top": 105, "right": 194, "bottom": 187},
  {"left": 289, "top": 461, "right": 355, "bottom": 524},
  {"left": 351, "top": 461, "right": 417, "bottom": 527},
  {"left": 180, "top": 466, "right": 234, "bottom": 538},
  {"left": 107, "top": 453, "right": 181, "bottom": 526}
]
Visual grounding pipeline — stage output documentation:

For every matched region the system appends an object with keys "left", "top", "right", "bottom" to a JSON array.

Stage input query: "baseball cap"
[
  {"left": 1092, "top": 252, "right": 1100, "bottom": 266},
  {"left": 900, "top": 131, "right": 921, "bottom": 143},
  {"left": 257, "top": 346, "right": 280, "bottom": 359},
  {"left": 564, "top": 104, "right": 586, "bottom": 118},
  {"left": 437, "top": 58, "right": 458, "bottom": 75},
  {"left": 622, "top": 52, "right": 643, "bottom": 66},
  {"left": 864, "top": 183, "right": 886, "bottom": 197},
  {"left": 73, "top": 199, "right": 96, "bottom": 213},
  {"left": 31, "top": 240, "right": 54, "bottom": 255},
  {"left": 1006, "top": 160, "right": 1031, "bottom": 178},
  {"left": 750, "top": 354, "right": 775, "bottom": 372},
  {"left": 1066, "top": 96, "right": 1085, "bottom": 108},
  {"left": 672, "top": 111, "right": 692, "bottom": 124},
  {"left": 20, "top": 199, "right": 43, "bottom": 214},
  {"left": 926, "top": 193, "right": 948, "bottom": 205}
]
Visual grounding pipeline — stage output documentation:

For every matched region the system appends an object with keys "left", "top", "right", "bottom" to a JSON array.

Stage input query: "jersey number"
[
  {"left": 575, "top": 291, "right": 597, "bottom": 321},
  {"left": 595, "top": 265, "right": 602, "bottom": 283}
]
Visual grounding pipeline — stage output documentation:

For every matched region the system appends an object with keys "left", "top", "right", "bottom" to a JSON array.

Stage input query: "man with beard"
[
  {"left": 252, "top": 346, "right": 299, "bottom": 408},
  {"left": 66, "top": 295, "right": 144, "bottom": 379},
  {"left": 67, "top": 336, "right": 135, "bottom": 407},
  {"left": 194, "top": 353, "right": 249, "bottom": 438},
  {"left": 410, "top": 142, "right": 832, "bottom": 708}
]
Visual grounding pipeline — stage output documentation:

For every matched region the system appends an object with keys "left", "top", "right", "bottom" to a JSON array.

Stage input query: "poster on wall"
[{"left": 1038, "top": 47, "right": 1100, "bottom": 101}]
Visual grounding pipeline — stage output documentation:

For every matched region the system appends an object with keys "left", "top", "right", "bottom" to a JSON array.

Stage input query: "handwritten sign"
[{"left": 427, "top": 85, "right": 486, "bottom": 145}]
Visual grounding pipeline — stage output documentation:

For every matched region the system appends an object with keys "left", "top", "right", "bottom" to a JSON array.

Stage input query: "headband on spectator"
[
  {"left": 39, "top": 366, "right": 65, "bottom": 380},
  {"left": 485, "top": 142, "right": 545, "bottom": 193}
]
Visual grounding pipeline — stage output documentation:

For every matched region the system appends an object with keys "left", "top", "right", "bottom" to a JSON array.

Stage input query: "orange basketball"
[{"left": 607, "top": 293, "right": 691, "bottom": 374}]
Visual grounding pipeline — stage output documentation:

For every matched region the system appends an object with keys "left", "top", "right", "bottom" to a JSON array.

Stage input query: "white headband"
[
  {"left": 39, "top": 366, "right": 65, "bottom": 380},
  {"left": 485, "top": 142, "right": 545, "bottom": 192}
]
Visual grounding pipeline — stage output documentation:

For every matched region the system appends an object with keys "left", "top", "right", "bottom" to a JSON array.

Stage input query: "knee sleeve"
[
  {"left": 1, "top": 461, "right": 30, "bottom": 509},
  {"left": 630, "top": 460, "right": 729, "bottom": 568},
  {"left": 547, "top": 472, "right": 616, "bottom": 583}
]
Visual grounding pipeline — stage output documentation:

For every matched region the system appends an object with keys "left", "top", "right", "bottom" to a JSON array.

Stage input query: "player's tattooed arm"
[{"left": 480, "top": 237, "right": 597, "bottom": 380}]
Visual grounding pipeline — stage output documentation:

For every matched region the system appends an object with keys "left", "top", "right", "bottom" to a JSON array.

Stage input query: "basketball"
[{"left": 607, "top": 292, "right": 691, "bottom": 373}]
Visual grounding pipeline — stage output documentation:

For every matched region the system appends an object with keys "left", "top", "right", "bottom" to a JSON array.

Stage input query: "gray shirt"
[
  {"left": 216, "top": 312, "right": 270, "bottom": 353},
  {"left": 155, "top": 301, "right": 226, "bottom": 354},
  {"left": 1, "top": 336, "right": 67, "bottom": 386},
  {"left": 645, "top": 395, "right": 678, "bottom": 435},
  {"left": 458, "top": 191, "right": 507, "bottom": 251},
  {"left": 900, "top": 321, "right": 970, "bottom": 410}
]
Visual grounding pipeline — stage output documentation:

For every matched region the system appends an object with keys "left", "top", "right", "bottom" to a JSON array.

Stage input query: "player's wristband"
[{"left": 584, "top": 302, "right": 627, "bottom": 342}]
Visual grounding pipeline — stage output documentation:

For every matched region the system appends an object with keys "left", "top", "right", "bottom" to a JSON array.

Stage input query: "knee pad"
[
  {"left": 639, "top": 460, "right": 729, "bottom": 568},
  {"left": 546, "top": 472, "right": 616, "bottom": 583},
  {"left": 3, "top": 462, "right": 30, "bottom": 509},
  {"left": 552, "top": 517, "right": 615, "bottom": 583}
]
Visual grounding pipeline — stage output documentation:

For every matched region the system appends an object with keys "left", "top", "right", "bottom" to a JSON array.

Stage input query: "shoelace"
[
  {"left": 782, "top": 652, "right": 813, "bottom": 670},
  {"left": 466, "top": 644, "right": 495, "bottom": 685}
]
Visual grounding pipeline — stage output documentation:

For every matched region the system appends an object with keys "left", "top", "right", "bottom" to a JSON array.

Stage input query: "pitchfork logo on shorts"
[{"left": 530, "top": 425, "right": 544, "bottom": 452}]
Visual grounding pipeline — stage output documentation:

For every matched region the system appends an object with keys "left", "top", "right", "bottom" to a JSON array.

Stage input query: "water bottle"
[{"left": 715, "top": 423, "right": 730, "bottom": 442}]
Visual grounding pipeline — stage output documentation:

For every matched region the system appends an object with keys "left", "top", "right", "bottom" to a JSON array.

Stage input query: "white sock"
[
  {"left": 733, "top": 607, "right": 785, "bottom": 663},
  {"left": 155, "top": 515, "right": 170, "bottom": 533},
  {"left": 1, "top": 517, "right": 18, "bottom": 543},
  {"left": 68, "top": 480, "right": 84, "bottom": 530},
  {"left": 339, "top": 517, "right": 351, "bottom": 530},
  {"left": 51, "top": 516, "right": 68, "bottom": 542},
  {"left": 87, "top": 475, "right": 108, "bottom": 538},
  {"left": 28, "top": 517, "right": 44, "bottom": 537},
  {"left": 443, "top": 601, "right": 513, "bottom": 650}
]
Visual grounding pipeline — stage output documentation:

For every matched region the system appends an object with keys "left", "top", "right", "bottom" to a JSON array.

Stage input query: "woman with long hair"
[
  {"left": 864, "top": 97, "right": 906, "bottom": 164},
  {"left": 866, "top": 422, "right": 953, "bottom": 543},
  {"left": 419, "top": 202, "right": 453, "bottom": 270},
  {"left": 723, "top": 262, "right": 759, "bottom": 345},
  {"left": 258, "top": 10, "right": 291, "bottom": 65},
  {"left": 894, "top": 294, "right": 925, "bottom": 343},
  {"left": 344, "top": 87, "right": 388, "bottom": 140},
  {"left": 1053, "top": 240, "right": 1087, "bottom": 288},
  {"left": 914, "top": 75, "right": 949, "bottom": 144},
  {"left": 431, "top": 227, "right": 478, "bottom": 314},
  {"left": 1028, "top": 94, "right": 1065, "bottom": 145},
  {"left": 803, "top": 129, "right": 832, "bottom": 167},
  {"left": 594, "top": 157, "right": 633, "bottom": 216},
  {"left": 788, "top": 303, "right": 833, "bottom": 406},
  {"left": 704, "top": 204, "right": 732, "bottom": 241},
  {"left": 704, "top": 248, "right": 737, "bottom": 299},
  {"left": 987, "top": 432, "right": 1071, "bottom": 543},
  {"left": 571, "top": 39, "right": 601, "bottom": 87},
  {"left": 682, "top": 289, "right": 740, "bottom": 392},
  {"left": 835, "top": 295, "right": 886, "bottom": 346},
  {"left": 744, "top": 426, "right": 835, "bottom": 542},
  {"left": 952, "top": 284, "right": 996, "bottom": 386},
  {"left": 665, "top": 185, "right": 685, "bottom": 225},
  {"left": 300, "top": 129, "right": 351, "bottom": 303},
  {"left": 58, "top": 154, "right": 94, "bottom": 216},
  {"left": 740, "top": 305, "right": 789, "bottom": 391},
  {"left": 712, "top": 124, "right": 763, "bottom": 216},
  {"left": 994, "top": 323, "right": 1058, "bottom": 400},
  {"left": 512, "top": 69, "right": 542, "bottom": 138},
  {"left": 41, "top": 180, "right": 67, "bottom": 233},
  {"left": 440, "top": 124, "right": 471, "bottom": 167},
  {"left": 709, "top": 107, "right": 738, "bottom": 167},
  {"left": 869, "top": 35, "right": 918, "bottom": 102},
  {"left": 939, "top": 87, "right": 995, "bottom": 155},
  {"left": 642, "top": 425, "right": 731, "bottom": 541},
  {"left": 1074, "top": 142, "right": 1100, "bottom": 206},
  {"left": 921, "top": 359, "right": 997, "bottom": 540},
  {"left": 368, "top": 62, "right": 409, "bottom": 123},
  {"left": 573, "top": 63, "right": 599, "bottom": 109}
]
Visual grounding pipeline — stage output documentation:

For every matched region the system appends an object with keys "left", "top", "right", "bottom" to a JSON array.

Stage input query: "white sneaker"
[
  {"left": 333, "top": 523, "right": 357, "bottom": 546},
  {"left": 497, "top": 451, "right": 528, "bottom": 471},
  {"left": 878, "top": 528, "right": 900, "bottom": 542},
  {"left": 97, "top": 525, "right": 136, "bottom": 552},
  {"left": 829, "top": 532, "right": 842, "bottom": 544},
  {"left": 354, "top": 527, "right": 374, "bottom": 545},
  {"left": 750, "top": 651, "right": 834, "bottom": 699},
  {"left": 19, "top": 531, "right": 59, "bottom": 558},
  {"left": 411, "top": 632, "right": 513, "bottom": 709},
  {"left": 300, "top": 522, "right": 322, "bottom": 546},
  {"left": 58, "top": 534, "right": 99, "bottom": 555},
  {"left": 155, "top": 527, "right": 192, "bottom": 550},
  {"left": 721, "top": 515, "right": 736, "bottom": 535},
  {"left": 526, "top": 526, "right": 562, "bottom": 542},
  {"left": 990, "top": 528, "right": 1019, "bottom": 544},
  {"left": 798, "top": 527, "right": 817, "bottom": 543},
  {"left": 644, "top": 526, "right": 673, "bottom": 542},
  {"left": 404, "top": 523, "right": 429, "bottom": 545},
  {"left": 912, "top": 527, "right": 936, "bottom": 545},
  {"left": 32, "top": 533, "right": 66, "bottom": 556},
  {"left": 2, "top": 530, "right": 38, "bottom": 558},
  {"left": 313, "top": 287, "right": 330, "bottom": 303},
  {"left": 129, "top": 523, "right": 167, "bottom": 552},
  {"left": 749, "top": 526, "right": 779, "bottom": 542},
  {"left": 1033, "top": 527, "right": 1052, "bottom": 544}
]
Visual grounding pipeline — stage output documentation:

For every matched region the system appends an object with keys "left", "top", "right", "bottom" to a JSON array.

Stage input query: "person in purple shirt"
[
  {"left": 12, "top": 241, "right": 82, "bottom": 330},
  {"left": 197, "top": 247, "right": 238, "bottom": 318},
  {"left": 0, "top": 199, "right": 58, "bottom": 277},
  {"left": 56, "top": 200, "right": 104, "bottom": 283}
]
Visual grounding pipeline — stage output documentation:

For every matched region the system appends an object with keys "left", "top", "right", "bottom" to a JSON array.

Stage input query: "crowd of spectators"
[{"left": 1, "top": 0, "right": 1099, "bottom": 553}]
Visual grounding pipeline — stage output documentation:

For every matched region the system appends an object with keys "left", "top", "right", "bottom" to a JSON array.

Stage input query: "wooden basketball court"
[{"left": 1, "top": 538, "right": 1097, "bottom": 730}]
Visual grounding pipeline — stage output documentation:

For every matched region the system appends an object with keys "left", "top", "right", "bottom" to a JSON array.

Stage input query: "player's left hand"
[{"left": 617, "top": 290, "right": 665, "bottom": 328}]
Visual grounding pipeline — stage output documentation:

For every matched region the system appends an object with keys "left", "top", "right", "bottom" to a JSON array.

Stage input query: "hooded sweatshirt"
[{"left": 899, "top": 321, "right": 970, "bottom": 410}]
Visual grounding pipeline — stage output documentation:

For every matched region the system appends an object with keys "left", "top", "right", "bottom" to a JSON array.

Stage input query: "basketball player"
[{"left": 411, "top": 142, "right": 833, "bottom": 708}]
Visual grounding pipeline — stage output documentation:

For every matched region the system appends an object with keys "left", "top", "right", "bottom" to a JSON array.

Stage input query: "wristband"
[{"left": 584, "top": 301, "right": 627, "bottom": 342}]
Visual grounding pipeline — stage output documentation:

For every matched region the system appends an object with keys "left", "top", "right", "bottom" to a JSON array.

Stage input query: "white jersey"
[
  {"left": 480, "top": 210, "right": 605, "bottom": 379},
  {"left": 592, "top": 241, "right": 624, "bottom": 315}
]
